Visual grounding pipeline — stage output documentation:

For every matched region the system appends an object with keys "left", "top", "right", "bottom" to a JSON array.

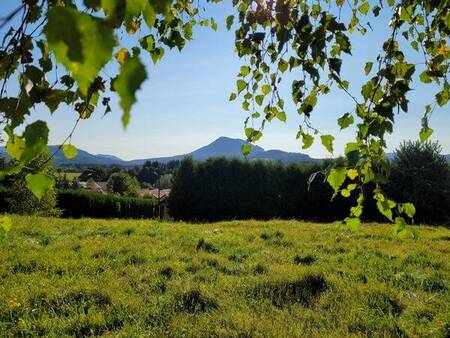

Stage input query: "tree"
[
  {"left": 0, "top": 1, "right": 449, "bottom": 235},
  {"left": 107, "top": 172, "right": 140, "bottom": 197},
  {"left": 137, "top": 163, "right": 159, "bottom": 186},
  {"left": 387, "top": 141, "right": 450, "bottom": 224},
  {"left": 79, "top": 167, "right": 108, "bottom": 182},
  {"left": 5, "top": 152, "right": 60, "bottom": 217},
  {"left": 168, "top": 157, "right": 196, "bottom": 220}
]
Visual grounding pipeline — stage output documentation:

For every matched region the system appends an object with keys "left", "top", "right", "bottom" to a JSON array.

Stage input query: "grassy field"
[{"left": 0, "top": 216, "right": 449, "bottom": 337}]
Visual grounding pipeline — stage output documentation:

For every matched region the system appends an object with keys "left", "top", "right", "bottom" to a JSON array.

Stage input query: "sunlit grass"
[{"left": 0, "top": 216, "right": 449, "bottom": 337}]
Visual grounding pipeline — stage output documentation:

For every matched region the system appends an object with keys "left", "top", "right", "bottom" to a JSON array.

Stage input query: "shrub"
[
  {"left": 57, "top": 190, "right": 156, "bottom": 219},
  {"left": 3, "top": 152, "right": 60, "bottom": 216},
  {"left": 387, "top": 141, "right": 450, "bottom": 224},
  {"left": 107, "top": 172, "right": 140, "bottom": 197}
]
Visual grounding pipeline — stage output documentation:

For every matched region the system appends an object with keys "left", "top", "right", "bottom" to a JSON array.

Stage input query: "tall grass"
[{"left": 0, "top": 216, "right": 449, "bottom": 337}]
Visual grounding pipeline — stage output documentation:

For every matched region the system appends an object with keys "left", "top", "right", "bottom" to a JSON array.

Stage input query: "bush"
[
  {"left": 3, "top": 152, "right": 60, "bottom": 217},
  {"left": 0, "top": 186, "right": 7, "bottom": 213},
  {"left": 107, "top": 172, "right": 140, "bottom": 197},
  {"left": 57, "top": 190, "right": 157, "bottom": 219},
  {"left": 6, "top": 178, "right": 60, "bottom": 217},
  {"left": 387, "top": 141, "right": 450, "bottom": 224}
]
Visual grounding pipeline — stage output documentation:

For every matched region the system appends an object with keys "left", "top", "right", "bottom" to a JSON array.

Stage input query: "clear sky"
[{"left": 1, "top": 1, "right": 449, "bottom": 160}]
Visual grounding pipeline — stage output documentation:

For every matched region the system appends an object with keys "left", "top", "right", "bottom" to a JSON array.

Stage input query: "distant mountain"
[
  {"left": 193, "top": 136, "right": 265, "bottom": 160},
  {"left": 251, "top": 149, "right": 311, "bottom": 163},
  {"left": 2, "top": 137, "right": 448, "bottom": 167},
  {"left": 0, "top": 146, "right": 122, "bottom": 166},
  {"left": 49, "top": 146, "right": 123, "bottom": 166},
  {"left": 126, "top": 137, "right": 311, "bottom": 165},
  {"left": 95, "top": 154, "right": 124, "bottom": 162}
]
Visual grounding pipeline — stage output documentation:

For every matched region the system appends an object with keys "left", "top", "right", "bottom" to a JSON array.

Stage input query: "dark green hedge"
[
  {"left": 57, "top": 190, "right": 157, "bottom": 219},
  {"left": 168, "top": 158, "right": 363, "bottom": 222},
  {"left": 0, "top": 187, "right": 7, "bottom": 213}
]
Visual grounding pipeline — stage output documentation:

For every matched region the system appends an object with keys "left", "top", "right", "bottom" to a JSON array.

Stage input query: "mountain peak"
[{"left": 189, "top": 136, "right": 264, "bottom": 160}]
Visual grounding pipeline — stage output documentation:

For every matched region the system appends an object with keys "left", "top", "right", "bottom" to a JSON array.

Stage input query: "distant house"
[
  {"left": 78, "top": 182, "right": 170, "bottom": 199},
  {"left": 79, "top": 181, "right": 108, "bottom": 194},
  {"left": 140, "top": 189, "right": 171, "bottom": 199}
]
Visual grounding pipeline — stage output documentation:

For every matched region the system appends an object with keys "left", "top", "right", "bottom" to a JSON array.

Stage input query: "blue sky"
[{"left": 1, "top": 1, "right": 449, "bottom": 159}]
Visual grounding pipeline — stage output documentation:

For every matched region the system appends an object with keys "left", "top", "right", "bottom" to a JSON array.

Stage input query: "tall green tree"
[
  {"left": 107, "top": 172, "right": 140, "bottom": 197},
  {"left": 387, "top": 141, "right": 450, "bottom": 224}
]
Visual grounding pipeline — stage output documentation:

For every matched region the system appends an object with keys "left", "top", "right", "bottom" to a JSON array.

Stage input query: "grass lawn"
[{"left": 1, "top": 216, "right": 449, "bottom": 337}]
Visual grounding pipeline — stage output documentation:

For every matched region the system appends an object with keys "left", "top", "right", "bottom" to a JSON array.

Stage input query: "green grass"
[{"left": 1, "top": 216, "right": 449, "bottom": 337}]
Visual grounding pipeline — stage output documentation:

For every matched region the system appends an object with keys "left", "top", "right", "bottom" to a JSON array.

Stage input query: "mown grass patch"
[{"left": 0, "top": 216, "right": 449, "bottom": 337}]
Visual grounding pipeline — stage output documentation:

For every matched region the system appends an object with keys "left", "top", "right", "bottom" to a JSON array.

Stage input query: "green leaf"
[
  {"left": 278, "top": 60, "right": 289, "bottom": 73},
  {"left": 229, "top": 93, "right": 237, "bottom": 101},
  {"left": 419, "top": 127, "right": 433, "bottom": 142},
  {"left": 21, "top": 120, "right": 49, "bottom": 162},
  {"left": 320, "top": 134, "right": 335, "bottom": 153},
  {"left": 25, "top": 173, "right": 55, "bottom": 200},
  {"left": 24, "top": 65, "right": 44, "bottom": 83},
  {"left": 341, "top": 189, "right": 351, "bottom": 197},
  {"left": 0, "top": 97, "right": 31, "bottom": 129},
  {"left": 337, "top": 113, "right": 354, "bottom": 129},
  {"left": 403, "top": 203, "right": 416, "bottom": 218},
  {"left": 262, "top": 84, "right": 271, "bottom": 95},
  {"left": 393, "top": 217, "right": 408, "bottom": 239},
  {"left": 240, "top": 66, "right": 250, "bottom": 76},
  {"left": 113, "top": 56, "right": 147, "bottom": 127},
  {"left": 327, "top": 167, "right": 346, "bottom": 192},
  {"left": 226, "top": 15, "right": 234, "bottom": 30},
  {"left": 45, "top": 7, "right": 115, "bottom": 94},
  {"left": 277, "top": 111, "right": 286, "bottom": 122},
  {"left": 376, "top": 199, "right": 396, "bottom": 221},
  {"left": 301, "top": 133, "right": 314, "bottom": 150},
  {"left": 419, "top": 71, "right": 431, "bottom": 83},
  {"left": 255, "top": 95, "right": 264, "bottom": 106},
  {"left": 436, "top": 85, "right": 449, "bottom": 107},
  {"left": 237, "top": 80, "right": 247, "bottom": 93},
  {"left": 358, "top": 2, "right": 369, "bottom": 15},
  {"left": 62, "top": 144, "right": 78, "bottom": 159},
  {"left": 242, "top": 143, "right": 251, "bottom": 156},
  {"left": 142, "top": 2, "right": 157, "bottom": 28},
  {"left": 150, "top": 47, "right": 164, "bottom": 64},
  {"left": 210, "top": 18, "right": 218, "bottom": 31},
  {"left": 364, "top": 62, "right": 373, "bottom": 75},
  {"left": 346, "top": 170, "right": 357, "bottom": 181},
  {"left": 6, "top": 135, "right": 25, "bottom": 160}
]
